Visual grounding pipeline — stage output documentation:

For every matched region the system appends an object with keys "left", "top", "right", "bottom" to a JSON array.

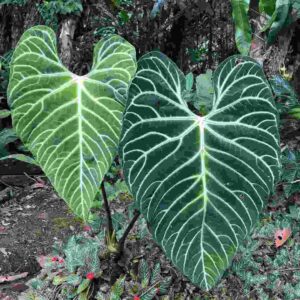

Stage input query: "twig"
[
  {"left": 101, "top": 180, "right": 114, "bottom": 238},
  {"left": 0, "top": 179, "right": 12, "bottom": 188},
  {"left": 266, "top": 267, "right": 300, "bottom": 273},
  {"left": 23, "top": 172, "right": 37, "bottom": 182},
  {"left": 150, "top": 6, "right": 186, "bottom": 40}
]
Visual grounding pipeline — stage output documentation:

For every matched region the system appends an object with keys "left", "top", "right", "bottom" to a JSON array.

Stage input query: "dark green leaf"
[
  {"left": 267, "top": 0, "right": 292, "bottom": 44},
  {"left": 120, "top": 52, "right": 280, "bottom": 289},
  {"left": 150, "top": 262, "right": 161, "bottom": 285},
  {"left": 139, "top": 259, "right": 150, "bottom": 289},
  {"left": 259, "top": 0, "right": 276, "bottom": 16},
  {"left": 141, "top": 287, "right": 157, "bottom": 300},
  {"left": 158, "top": 276, "right": 172, "bottom": 295},
  {"left": 0, "top": 128, "right": 17, "bottom": 156}
]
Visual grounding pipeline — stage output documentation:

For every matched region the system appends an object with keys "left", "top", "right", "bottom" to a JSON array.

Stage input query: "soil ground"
[{"left": 0, "top": 171, "right": 83, "bottom": 299}]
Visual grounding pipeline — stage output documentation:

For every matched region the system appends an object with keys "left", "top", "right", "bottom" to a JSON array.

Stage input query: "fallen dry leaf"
[
  {"left": 0, "top": 272, "right": 28, "bottom": 283},
  {"left": 32, "top": 182, "right": 46, "bottom": 189}
]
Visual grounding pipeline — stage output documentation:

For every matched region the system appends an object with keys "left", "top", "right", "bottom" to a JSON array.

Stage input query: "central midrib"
[{"left": 197, "top": 115, "right": 209, "bottom": 288}]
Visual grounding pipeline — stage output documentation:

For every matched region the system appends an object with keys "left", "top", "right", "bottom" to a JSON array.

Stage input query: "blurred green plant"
[
  {"left": 269, "top": 74, "right": 299, "bottom": 114},
  {"left": 0, "top": 49, "right": 13, "bottom": 97},
  {"left": 289, "top": 106, "right": 300, "bottom": 119},
  {"left": 0, "top": 52, "right": 38, "bottom": 165},
  {"left": 187, "top": 40, "right": 209, "bottom": 63},
  {"left": 126, "top": 259, "right": 172, "bottom": 300},
  {"left": 0, "top": 0, "right": 28, "bottom": 5},
  {"left": 0, "top": 127, "right": 17, "bottom": 157},
  {"left": 281, "top": 149, "right": 300, "bottom": 199},
  {"left": 94, "top": 26, "right": 116, "bottom": 37},
  {"left": 230, "top": 0, "right": 299, "bottom": 55},
  {"left": 37, "top": 0, "right": 83, "bottom": 30}
]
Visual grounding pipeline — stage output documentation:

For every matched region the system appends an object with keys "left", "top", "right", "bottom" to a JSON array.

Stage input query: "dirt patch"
[{"left": 0, "top": 177, "right": 83, "bottom": 298}]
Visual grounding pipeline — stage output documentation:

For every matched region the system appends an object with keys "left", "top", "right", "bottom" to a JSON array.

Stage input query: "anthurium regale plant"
[
  {"left": 120, "top": 52, "right": 280, "bottom": 289},
  {"left": 8, "top": 25, "right": 137, "bottom": 220}
]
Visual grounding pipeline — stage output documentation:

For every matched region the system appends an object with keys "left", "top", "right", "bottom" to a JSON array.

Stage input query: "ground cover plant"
[{"left": 120, "top": 52, "right": 280, "bottom": 289}]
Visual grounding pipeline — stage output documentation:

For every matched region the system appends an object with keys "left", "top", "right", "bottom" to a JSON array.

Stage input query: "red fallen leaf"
[
  {"left": 58, "top": 258, "right": 64, "bottom": 264},
  {"left": 0, "top": 272, "right": 28, "bottom": 283},
  {"left": 0, "top": 226, "right": 6, "bottom": 233},
  {"left": 36, "top": 177, "right": 46, "bottom": 184},
  {"left": 133, "top": 296, "right": 140, "bottom": 300},
  {"left": 32, "top": 182, "right": 46, "bottom": 189},
  {"left": 275, "top": 228, "right": 291, "bottom": 248}
]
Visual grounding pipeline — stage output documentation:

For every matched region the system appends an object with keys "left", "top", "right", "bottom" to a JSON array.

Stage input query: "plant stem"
[
  {"left": 115, "top": 209, "right": 140, "bottom": 260},
  {"left": 101, "top": 180, "right": 114, "bottom": 238}
]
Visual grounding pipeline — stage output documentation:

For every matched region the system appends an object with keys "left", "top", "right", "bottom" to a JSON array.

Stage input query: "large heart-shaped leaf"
[
  {"left": 120, "top": 52, "right": 280, "bottom": 289},
  {"left": 8, "top": 26, "right": 136, "bottom": 220}
]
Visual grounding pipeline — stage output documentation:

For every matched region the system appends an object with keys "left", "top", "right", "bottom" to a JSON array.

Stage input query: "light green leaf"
[
  {"left": 230, "top": 0, "right": 252, "bottom": 55},
  {"left": 8, "top": 25, "right": 136, "bottom": 220},
  {"left": 120, "top": 52, "right": 280, "bottom": 289},
  {"left": 110, "top": 274, "right": 126, "bottom": 300},
  {"left": 193, "top": 70, "right": 214, "bottom": 112},
  {"left": 138, "top": 259, "right": 150, "bottom": 289},
  {"left": 267, "top": 0, "right": 292, "bottom": 44},
  {"left": 289, "top": 106, "right": 300, "bottom": 119},
  {"left": 0, "top": 110, "right": 10, "bottom": 119},
  {"left": 77, "top": 279, "right": 90, "bottom": 294},
  {"left": 259, "top": 0, "right": 276, "bottom": 16},
  {"left": 185, "top": 72, "right": 194, "bottom": 92},
  {"left": 0, "top": 154, "right": 38, "bottom": 165},
  {"left": 52, "top": 275, "right": 67, "bottom": 286}
]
